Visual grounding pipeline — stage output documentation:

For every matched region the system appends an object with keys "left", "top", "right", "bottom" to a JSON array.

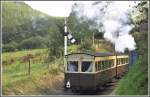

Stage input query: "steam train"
[{"left": 64, "top": 51, "right": 129, "bottom": 91}]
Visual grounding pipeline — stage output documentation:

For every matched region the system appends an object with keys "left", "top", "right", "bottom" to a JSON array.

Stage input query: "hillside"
[{"left": 2, "top": 2, "right": 64, "bottom": 52}]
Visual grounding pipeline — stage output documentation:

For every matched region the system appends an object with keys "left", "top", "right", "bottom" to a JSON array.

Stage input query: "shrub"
[
  {"left": 78, "top": 38, "right": 93, "bottom": 51},
  {"left": 18, "top": 36, "right": 46, "bottom": 50},
  {"left": 2, "top": 42, "right": 17, "bottom": 52}
]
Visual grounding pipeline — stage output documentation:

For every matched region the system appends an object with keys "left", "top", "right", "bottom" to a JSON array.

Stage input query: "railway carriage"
[{"left": 64, "top": 51, "right": 129, "bottom": 91}]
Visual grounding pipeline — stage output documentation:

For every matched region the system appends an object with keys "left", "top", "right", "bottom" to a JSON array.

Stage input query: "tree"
[{"left": 47, "top": 18, "right": 64, "bottom": 62}]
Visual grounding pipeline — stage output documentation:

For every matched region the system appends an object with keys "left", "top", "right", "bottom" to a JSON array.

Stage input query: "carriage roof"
[{"left": 67, "top": 51, "right": 127, "bottom": 57}]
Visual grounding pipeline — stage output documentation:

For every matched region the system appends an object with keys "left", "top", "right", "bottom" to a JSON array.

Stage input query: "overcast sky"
[{"left": 24, "top": 1, "right": 140, "bottom": 17}]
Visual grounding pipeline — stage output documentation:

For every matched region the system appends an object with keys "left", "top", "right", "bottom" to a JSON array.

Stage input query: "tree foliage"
[{"left": 2, "top": 2, "right": 64, "bottom": 52}]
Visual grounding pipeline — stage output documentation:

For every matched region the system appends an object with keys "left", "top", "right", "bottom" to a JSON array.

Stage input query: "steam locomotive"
[{"left": 64, "top": 51, "right": 129, "bottom": 91}]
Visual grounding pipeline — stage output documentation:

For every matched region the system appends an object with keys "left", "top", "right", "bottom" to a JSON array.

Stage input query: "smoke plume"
[{"left": 73, "top": 1, "right": 138, "bottom": 53}]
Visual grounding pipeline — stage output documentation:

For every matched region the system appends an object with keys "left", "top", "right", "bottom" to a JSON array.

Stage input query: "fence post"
[{"left": 28, "top": 58, "right": 31, "bottom": 75}]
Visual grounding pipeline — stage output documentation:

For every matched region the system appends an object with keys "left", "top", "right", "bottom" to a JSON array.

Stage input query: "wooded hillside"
[{"left": 2, "top": 2, "right": 64, "bottom": 52}]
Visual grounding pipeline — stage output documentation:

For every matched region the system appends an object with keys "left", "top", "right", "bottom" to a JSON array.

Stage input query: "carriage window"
[
  {"left": 122, "top": 58, "right": 124, "bottom": 64},
  {"left": 102, "top": 61, "right": 105, "bottom": 69},
  {"left": 95, "top": 63, "right": 97, "bottom": 71},
  {"left": 117, "top": 59, "right": 118, "bottom": 65},
  {"left": 111, "top": 60, "right": 114, "bottom": 67},
  {"left": 110, "top": 60, "right": 112, "bottom": 67},
  {"left": 100, "top": 61, "right": 102, "bottom": 70},
  {"left": 95, "top": 62, "right": 98, "bottom": 72},
  {"left": 82, "top": 61, "right": 93, "bottom": 72},
  {"left": 117, "top": 59, "right": 121, "bottom": 65},
  {"left": 105, "top": 61, "right": 108, "bottom": 69},
  {"left": 121, "top": 58, "right": 124, "bottom": 64},
  {"left": 123, "top": 58, "right": 125, "bottom": 64},
  {"left": 67, "top": 61, "right": 78, "bottom": 72},
  {"left": 119, "top": 59, "right": 121, "bottom": 64},
  {"left": 117, "top": 59, "right": 119, "bottom": 65},
  {"left": 108, "top": 60, "right": 112, "bottom": 68},
  {"left": 98, "top": 61, "right": 101, "bottom": 70},
  {"left": 125, "top": 58, "right": 127, "bottom": 63},
  {"left": 126, "top": 58, "right": 128, "bottom": 63},
  {"left": 108, "top": 61, "right": 110, "bottom": 68},
  {"left": 120, "top": 59, "right": 122, "bottom": 64}
]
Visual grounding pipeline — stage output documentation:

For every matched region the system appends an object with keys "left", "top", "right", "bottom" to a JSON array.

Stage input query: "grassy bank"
[
  {"left": 2, "top": 48, "right": 64, "bottom": 95},
  {"left": 113, "top": 53, "right": 148, "bottom": 95}
]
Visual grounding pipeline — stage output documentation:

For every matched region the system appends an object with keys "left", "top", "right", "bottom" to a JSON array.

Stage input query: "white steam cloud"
[
  {"left": 73, "top": 1, "right": 139, "bottom": 53},
  {"left": 102, "top": 2, "right": 136, "bottom": 53},
  {"left": 115, "top": 35, "right": 136, "bottom": 52}
]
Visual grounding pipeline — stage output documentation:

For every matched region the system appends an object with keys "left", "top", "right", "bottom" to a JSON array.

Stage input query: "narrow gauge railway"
[{"left": 64, "top": 51, "right": 129, "bottom": 91}]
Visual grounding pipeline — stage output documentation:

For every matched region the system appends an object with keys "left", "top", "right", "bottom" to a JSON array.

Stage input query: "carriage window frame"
[
  {"left": 105, "top": 61, "right": 108, "bottom": 69},
  {"left": 101, "top": 61, "right": 104, "bottom": 70},
  {"left": 120, "top": 58, "right": 122, "bottom": 64},
  {"left": 119, "top": 59, "right": 121, "bottom": 64},
  {"left": 126, "top": 58, "right": 128, "bottom": 63},
  {"left": 97, "top": 61, "right": 100, "bottom": 71},
  {"left": 67, "top": 61, "right": 78, "bottom": 72},
  {"left": 122, "top": 58, "right": 124, "bottom": 64},
  {"left": 95, "top": 62, "right": 97, "bottom": 71},
  {"left": 112, "top": 59, "right": 114, "bottom": 67},
  {"left": 99, "top": 62, "right": 101, "bottom": 70},
  {"left": 95, "top": 59, "right": 115, "bottom": 72},
  {"left": 125, "top": 58, "right": 127, "bottom": 63},
  {"left": 121, "top": 58, "right": 123, "bottom": 64},
  {"left": 124, "top": 58, "right": 126, "bottom": 64},
  {"left": 108, "top": 60, "right": 112, "bottom": 68},
  {"left": 117, "top": 59, "right": 119, "bottom": 65},
  {"left": 81, "top": 61, "right": 93, "bottom": 72},
  {"left": 95, "top": 62, "right": 98, "bottom": 72},
  {"left": 105, "top": 61, "right": 107, "bottom": 69},
  {"left": 107, "top": 61, "right": 109, "bottom": 69},
  {"left": 110, "top": 59, "right": 113, "bottom": 67},
  {"left": 97, "top": 63, "right": 99, "bottom": 71}
]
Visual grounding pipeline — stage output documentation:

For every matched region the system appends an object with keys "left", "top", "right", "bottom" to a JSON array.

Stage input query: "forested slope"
[{"left": 2, "top": 2, "right": 64, "bottom": 52}]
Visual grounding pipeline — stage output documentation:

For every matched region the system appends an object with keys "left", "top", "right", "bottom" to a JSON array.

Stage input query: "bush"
[
  {"left": 2, "top": 42, "right": 17, "bottom": 52},
  {"left": 18, "top": 36, "right": 46, "bottom": 50},
  {"left": 78, "top": 38, "right": 93, "bottom": 51}
]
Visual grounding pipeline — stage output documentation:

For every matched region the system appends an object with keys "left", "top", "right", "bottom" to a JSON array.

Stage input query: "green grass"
[
  {"left": 2, "top": 49, "right": 48, "bottom": 65},
  {"left": 113, "top": 53, "right": 148, "bottom": 95},
  {"left": 2, "top": 48, "right": 64, "bottom": 95},
  {"left": 2, "top": 61, "right": 48, "bottom": 87},
  {"left": 2, "top": 48, "right": 49, "bottom": 86},
  {"left": 2, "top": 61, "right": 64, "bottom": 95}
]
